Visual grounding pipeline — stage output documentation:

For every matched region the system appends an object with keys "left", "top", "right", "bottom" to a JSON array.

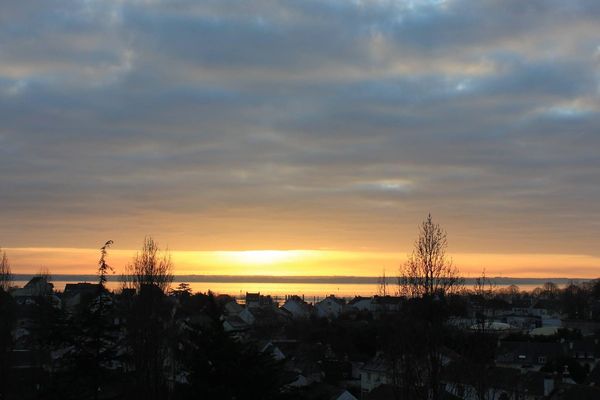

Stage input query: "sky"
[{"left": 1, "top": 0, "right": 600, "bottom": 277}]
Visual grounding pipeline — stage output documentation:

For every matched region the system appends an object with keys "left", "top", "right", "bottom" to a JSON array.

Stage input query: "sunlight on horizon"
[{"left": 4, "top": 247, "right": 600, "bottom": 279}]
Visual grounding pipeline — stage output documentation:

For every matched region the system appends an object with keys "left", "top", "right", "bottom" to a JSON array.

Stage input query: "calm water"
[{"left": 12, "top": 279, "right": 569, "bottom": 300}]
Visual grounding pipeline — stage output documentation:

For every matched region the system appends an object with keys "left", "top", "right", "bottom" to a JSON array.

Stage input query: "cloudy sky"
[{"left": 1, "top": 0, "right": 600, "bottom": 277}]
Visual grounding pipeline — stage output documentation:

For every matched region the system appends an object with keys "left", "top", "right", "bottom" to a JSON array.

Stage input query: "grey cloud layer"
[{"left": 1, "top": 0, "right": 599, "bottom": 254}]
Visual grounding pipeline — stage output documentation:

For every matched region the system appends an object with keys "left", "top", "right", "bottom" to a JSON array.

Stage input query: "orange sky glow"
[
  {"left": 2, "top": 1, "right": 600, "bottom": 281},
  {"left": 6, "top": 247, "right": 600, "bottom": 279}
]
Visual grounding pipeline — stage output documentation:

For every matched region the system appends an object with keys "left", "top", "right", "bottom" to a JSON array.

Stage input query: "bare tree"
[
  {"left": 37, "top": 266, "right": 53, "bottom": 283},
  {"left": 0, "top": 248, "right": 11, "bottom": 291},
  {"left": 473, "top": 268, "right": 496, "bottom": 332},
  {"left": 542, "top": 281, "right": 560, "bottom": 299},
  {"left": 123, "top": 237, "right": 173, "bottom": 293},
  {"left": 377, "top": 269, "right": 389, "bottom": 296},
  {"left": 98, "top": 240, "right": 114, "bottom": 287},
  {"left": 398, "top": 214, "right": 462, "bottom": 298}
]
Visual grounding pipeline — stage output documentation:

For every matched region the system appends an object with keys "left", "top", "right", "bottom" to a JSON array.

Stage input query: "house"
[
  {"left": 372, "top": 296, "right": 403, "bottom": 314},
  {"left": 238, "top": 307, "right": 256, "bottom": 325},
  {"left": 547, "top": 384, "right": 600, "bottom": 400},
  {"left": 360, "top": 353, "right": 392, "bottom": 394},
  {"left": 496, "top": 341, "right": 564, "bottom": 371},
  {"left": 281, "top": 296, "right": 312, "bottom": 319},
  {"left": 315, "top": 295, "right": 345, "bottom": 319},
  {"left": 346, "top": 296, "right": 373, "bottom": 312},
  {"left": 62, "top": 282, "right": 103, "bottom": 311},
  {"left": 297, "top": 383, "right": 359, "bottom": 400},
  {"left": 245, "top": 292, "right": 275, "bottom": 309},
  {"left": 11, "top": 276, "right": 54, "bottom": 298},
  {"left": 364, "top": 384, "right": 403, "bottom": 400},
  {"left": 246, "top": 292, "right": 261, "bottom": 308},
  {"left": 322, "top": 359, "right": 353, "bottom": 382},
  {"left": 246, "top": 306, "right": 290, "bottom": 335},
  {"left": 469, "top": 321, "right": 514, "bottom": 332},
  {"left": 222, "top": 315, "right": 250, "bottom": 333},
  {"left": 259, "top": 340, "right": 286, "bottom": 361},
  {"left": 502, "top": 314, "right": 541, "bottom": 330},
  {"left": 223, "top": 299, "right": 244, "bottom": 315},
  {"left": 444, "top": 366, "right": 554, "bottom": 400},
  {"left": 511, "top": 299, "right": 533, "bottom": 316},
  {"left": 566, "top": 339, "right": 600, "bottom": 369}
]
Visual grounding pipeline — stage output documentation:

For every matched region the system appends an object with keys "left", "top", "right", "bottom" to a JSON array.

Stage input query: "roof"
[
  {"left": 372, "top": 296, "right": 403, "bottom": 305},
  {"left": 530, "top": 326, "right": 559, "bottom": 336},
  {"left": 246, "top": 292, "right": 260, "bottom": 302},
  {"left": 361, "top": 353, "right": 391, "bottom": 373},
  {"left": 549, "top": 384, "right": 600, "bottom": 400},
  {"left": 586, "top": 364, "right": 600, "bottom": 386},
  {"left": 443, "top": 364, "right": 522, "bottom": 391},
  {"left": 63, "top": 282, "right": 102, "bottom": 296},
  {"left": 348, "top": 296, "right": 371, "bottom": 305},
  {"left": 296, "top": 383, "right": 358, "bottom": 400},
  {"left": 570, "top": 338, "right": 600, "bottom": 356},
  {"left": 223, "top": 315, "right": 249, "bottom": 331},
  {"left": 469, "top": 321, "right": 513, "bottom": 331},
  {"left": 365, "top": 384, "right": 404, "bottom": 400},
  {"left": 318, "top": 295, "right": 346, "bottom": 306},
  {"left": 521, "top": 370, "right": 554, "bottom": 396},
  {"left": 496, "top": 341, "right": 564, "bottom": 365}
]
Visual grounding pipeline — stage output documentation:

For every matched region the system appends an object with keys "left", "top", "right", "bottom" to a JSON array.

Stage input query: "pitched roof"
[{"left": 496, "top": 341, "right": 564, "bottom": 365}]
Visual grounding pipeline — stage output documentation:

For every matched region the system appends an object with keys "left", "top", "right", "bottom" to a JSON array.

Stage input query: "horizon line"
[{"left": 11, "top": 274, "right": 595, "bottom": 284}]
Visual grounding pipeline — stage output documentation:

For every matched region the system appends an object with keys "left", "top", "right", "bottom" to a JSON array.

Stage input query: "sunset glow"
[
  {"left": 1, "top": 0, "right": 599, "bottom": 280},
  {"left": 6, "top": 247, "right": 600, "bottom": 279}
]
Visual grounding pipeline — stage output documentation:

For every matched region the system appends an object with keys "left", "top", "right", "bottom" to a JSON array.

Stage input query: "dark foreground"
[{"left": 2, "top": 277, "right": 600, "bottom": 400}]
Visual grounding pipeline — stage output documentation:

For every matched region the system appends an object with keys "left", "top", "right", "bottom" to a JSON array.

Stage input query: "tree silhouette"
[
  {"left": 123, "top": 237, "right": 173, "bottom": 293},
  {"left": 0, "top": 248, "right": 12, "bottom": 292},
  {"left": 399, "top": 214, "right": 462, "bottom": 298}
]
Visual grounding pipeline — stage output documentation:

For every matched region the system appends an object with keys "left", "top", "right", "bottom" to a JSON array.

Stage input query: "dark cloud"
[{"left": 0, "top": 0, "right": 599, "bottom": 258}]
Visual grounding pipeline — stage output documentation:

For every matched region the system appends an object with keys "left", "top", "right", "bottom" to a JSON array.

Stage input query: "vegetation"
[
  {"left": 122, "top": 236, "right": 174, "bottom": 293},
  {"left": 3, "top": 229, "right": 600, "bottom": 399},
  {"left": 398, "top": 214, "right": 463, "bottom": 298},
  {"left": 0, "top": 247, "right": 12, "bottom": 291}
]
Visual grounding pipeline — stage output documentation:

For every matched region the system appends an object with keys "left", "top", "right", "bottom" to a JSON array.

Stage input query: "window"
[{"left": 538, "top": 356, "right": 546, "bottom": 364}]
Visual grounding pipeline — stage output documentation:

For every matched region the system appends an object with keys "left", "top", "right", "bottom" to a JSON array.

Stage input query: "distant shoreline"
[{"left": 12, "top": 274, "right": 592, "bottom": 285}]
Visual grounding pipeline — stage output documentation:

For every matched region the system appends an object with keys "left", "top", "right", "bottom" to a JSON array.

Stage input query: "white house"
[
  {"left": 281, "top": 296, "right": 311, "bottom": 319},
  {"left": 346, "top": 296, "right": 373, "bottom": 312},
  {"left": 238, "top": 307, "right": 256, "bottom": 325},
  {"left": 224, "top": 299, "right": 244, "bottom": 315},
  {"left": 360, "top": 353, "right": 391, "bottom": 394},
  {"left": 314, "top": 295, "right": 345, "bottom": 318}
]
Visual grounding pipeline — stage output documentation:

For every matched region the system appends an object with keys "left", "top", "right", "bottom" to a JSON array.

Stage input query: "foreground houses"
[
  {"left": 281, "top": 295, "right": 312, "bottom": 319},
  {"left": 5, "top": 277, "right": 600, "bottom": 399},
  {"left": 315, "top": 295, "right": 346, "bottom": 318}
]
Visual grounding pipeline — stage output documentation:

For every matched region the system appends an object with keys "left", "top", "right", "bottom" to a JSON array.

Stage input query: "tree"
[
  {"left": 54, "top": 242, "right": 121, "bottom": 400},
  {"left": 395, "top": 215, "right": 463, "bottom": 400},
  {"left": 126, "top": 284, "right": 172, "bottom": 400},
  {"left": 0, "top": 247, "right": 12, "bottom": 291},
  {"left": 123, "top": 237, "right": 173, "bottom": 293},
  {"left": 122, "top": 238, "right": 175, "bottom": 399},
  {"left": 473, "top": 268, "right": 496, "bottom": 333},
  {"left": 377, "top": 269, "right": 389, "bottom": 296},
  {"left": 98, "top": 240, "right": 114, "bottom": 288},
  {"left": 542, "top": 281, "right": 560, "bottom": 299},
  {"left": 398, "top": 214, "right": 462, "bottom": 298},
  {"left": 170, "top": 282, "right": 192, "bottom": 299},
  {"left": 0, "top": 287, "right": 16, "bottom": 399}
]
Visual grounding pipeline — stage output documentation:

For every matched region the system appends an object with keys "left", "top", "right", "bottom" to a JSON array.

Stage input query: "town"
[{"left": 2, "top": 267, "right": 600, "bottom": 399}]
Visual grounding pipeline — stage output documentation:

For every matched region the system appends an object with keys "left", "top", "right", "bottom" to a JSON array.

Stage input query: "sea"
[{"left": 11, "top": 275, "right": 590, "bottom": 302}]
